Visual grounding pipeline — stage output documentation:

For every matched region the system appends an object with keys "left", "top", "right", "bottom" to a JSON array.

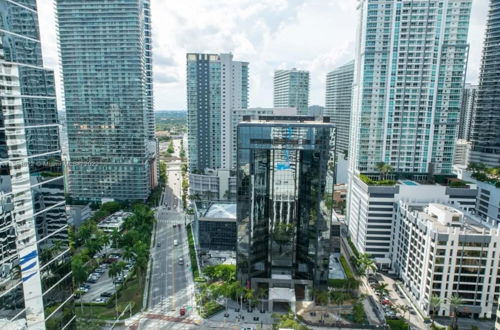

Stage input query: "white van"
[{"left": 174, "top": 240, "right": 178, "bottom": 246}]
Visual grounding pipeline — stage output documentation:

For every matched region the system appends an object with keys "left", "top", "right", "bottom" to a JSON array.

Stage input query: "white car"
[
  {"left": 93, "top": 297, "right": 106, "bottom": 303},
  {"left": 174, "top": 240, "right": 178, "bottom": 246}
]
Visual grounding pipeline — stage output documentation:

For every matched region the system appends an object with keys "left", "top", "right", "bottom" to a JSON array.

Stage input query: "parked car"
[
  {"left": 100, "top": 292, "right": 113, "bottom": 298},
  {"left": 174, "top": 240, "right": 178, "bottom": 246},
  {"left": 178, "top": 257, "right": 184, "bottom": 265},
  {"left": 113, "top": 278, "right": 123, "bottom": 284},
  {"left": 179, "top": 307, "right": 186, "bottom": 316},
  {"left": 93, "top": 297, "right": 107, "bottom": 303}
]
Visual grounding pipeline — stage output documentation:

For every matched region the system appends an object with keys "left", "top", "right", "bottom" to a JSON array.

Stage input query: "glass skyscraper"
[
  {"left": 325, "top": 61, "right": 354, "bottom": 154},
  {"left": 0, "top": 0, "right": 74, "bottom": 328},
  {"left": 349, "top": 0, "right": 472, "bottom": 175},
  {"left": 56, "top": 0, "right": 157, "bottom": 202},
  {"left": 469, "top": 0, "right": 500, "bottom": 167},
  {"left": 186, "top": 53, "right": 248, "bottom": 172},
  {"left": 273, "top": 69, "right": 310, "bottom": 115},
  {"left": 236, "top": 115, "right": 335, "bottom": 310}
]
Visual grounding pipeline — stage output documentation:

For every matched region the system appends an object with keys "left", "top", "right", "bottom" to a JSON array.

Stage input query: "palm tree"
[
  {"left": 375, "top": 283, "right": 389, "bottom": 296},
  {"left": 397, "top": 304, "right": 410, "bottom": 329},
  {"left": 330, "top": 291, "right": 348, "bottom": 329},
  {"left": 255, "top": 288, "right": 267, "bottom": 313},
  {"left": 72, "top": 256, "right": 87, "bottom": 313},
  {"left": 376, "top": 162, "right": 386, "bottom": 180},
  {"left": 375, "top": 162, "right": 393, "bottom": 180},
  {"left": 109, "top": 229, "right": 121, "bottom": 249},
  {"left": 355, "top": 253, "right": 377, "bottom": 276},
  {"left": 108, "top": 262, "right": 121, "bottom": 317},
  {"left": 429, "top": 294, "right": 442, "bottom": 326},
  {"left": 449, "top": 294, "right": 463, "bottom": 330}
]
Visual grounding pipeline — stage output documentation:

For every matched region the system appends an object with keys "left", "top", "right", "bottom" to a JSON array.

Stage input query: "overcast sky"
[{"left": 38, "top": 0, "right": 488, "bottom": 111}]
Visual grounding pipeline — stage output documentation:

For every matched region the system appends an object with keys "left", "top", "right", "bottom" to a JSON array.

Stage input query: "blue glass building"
[
  {"left": 0, "top": 0, "right": 74, "bottom": 328},
  {"left": 56, "top": 0, "right": 157, "bottom": 202}
]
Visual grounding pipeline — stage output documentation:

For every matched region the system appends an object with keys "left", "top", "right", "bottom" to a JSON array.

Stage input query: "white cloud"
[{"left": 38, "top": 0, "right": 488, "bottom": 110}]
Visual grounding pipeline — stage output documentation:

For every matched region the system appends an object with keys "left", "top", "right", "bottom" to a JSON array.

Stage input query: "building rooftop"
[
  {"left": 203, "top": 203, "right": 236, "bottom": 220},
  {"left": 97, "top": 211, "right": 131, "bottom": 232},
  {"left": 240, "top": 115, "right": 333, "bottom": 125},
  {"left": 407, "top": 203, "right": 498, "bottom": 234}
]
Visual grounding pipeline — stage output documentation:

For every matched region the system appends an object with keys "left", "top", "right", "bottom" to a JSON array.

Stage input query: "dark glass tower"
[
  {"left": 56, "top": 0, "right": 158, "bottom": 202},
  {"left": 236, "top": 115, "right": 335, "bottom": 310},
  {"left": 0, "top": 0, "right": 74, "bottom": 328},
  {"left": 469, "top": 0, "right": 500, "bottom": 167}
]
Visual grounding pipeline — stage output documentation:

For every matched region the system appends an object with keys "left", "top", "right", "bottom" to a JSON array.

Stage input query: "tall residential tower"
[
  {"left": 458, "top": 83, "right": 478, "bottom": 141},
  {"left": 273, "top": 69, "right": 309, "bottom": 115},
  {"left": 469, "top": 0, "right": 500, "bottom": 167},
  {"left": 347, "top": 0, "right": 472, "bottom": 262},
  {"left": 349, "top": 0, "right": 471, "bottom": 176},
  {"left": 0, "top": 0, "right": 74, "bottom": 328},
  {"left": 57, "top": 0, "right": 157, "bottom": 202},
  {"left": 325, "top": 61, "right": 354, "bottom": 154},
  {"left": 186, "top": 53, "right": 248, "bottom": 172}
]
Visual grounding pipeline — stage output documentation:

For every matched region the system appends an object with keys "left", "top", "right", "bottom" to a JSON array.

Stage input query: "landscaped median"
[{"left": 186, "top": 223, "right": 200, "bottom": 279}]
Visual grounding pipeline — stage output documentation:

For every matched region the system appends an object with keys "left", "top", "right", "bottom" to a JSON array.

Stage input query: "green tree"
[
  {"left": 109, "top": 228, "right": 121, "bottom": 249},
  {"left": 108, "top": 261, "right": 125, "bottom": 317},
  {"left": 354, "top": 253, "right": 377, "bottom": 276},
  {"left": 375, "top": 283, "right": 389, "bottom": 296},
  {"left": 167, "top": 141, "right": 174, "bottom": 154},
  {"left": 429, "top": 294, "right": 442, "bottom": 326},
  {"left": 376, "top": 162, "right": 393, "bottom": 180},
  {"left": 449, "top": 295, "right": 463, "bottom": 330},
  {"left": 71, "top": 256, "right": 87, "bottom": 313}
]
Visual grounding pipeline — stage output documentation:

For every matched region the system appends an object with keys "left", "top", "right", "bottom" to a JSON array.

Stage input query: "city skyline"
[{"left": 38, "top": 0, "right": 488, "bottom": 110}]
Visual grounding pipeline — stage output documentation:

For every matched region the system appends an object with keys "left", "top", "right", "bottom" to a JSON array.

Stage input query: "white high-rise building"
[
  {"left": 187, "top": 53, "right": 249, "bottom": 172},
  {"left": 349, "top": 0, "right": 471, "bottom": 175},
  {"left": 273, "top": 69, "right": 310, "bottom": 115},
  {"left": 347, "top": 0, "right": 472, "bottom": 259},
  {"left": 393, "top": 202, "right": 500, "bottom": 319},
  {"left": 325, "top": 61, "right": 354, "bottom": 154}
]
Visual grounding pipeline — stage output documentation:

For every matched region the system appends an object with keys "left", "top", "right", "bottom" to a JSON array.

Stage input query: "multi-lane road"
[{"left": 133, "top": 138, "right": 199, "bottom": 329}]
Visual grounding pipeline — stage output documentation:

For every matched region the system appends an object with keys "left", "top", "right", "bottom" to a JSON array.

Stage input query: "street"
[{"left": 130, "top": 138, "right": 200, "bottom": 329}]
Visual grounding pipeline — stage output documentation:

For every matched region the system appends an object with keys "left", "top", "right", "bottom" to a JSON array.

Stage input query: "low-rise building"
[
  {"left": 455, "top": 166, "right": 500, "bottom": 224},
  {"left": 347, "top": 175, "right": 477, "bottom": 268},
  {"left": 454, "top": 139, "right": 471, "bottom": 166},
  {"left": 189, "top": 169, "right": 236, "bottom": 201},
  {"left": 393, "top": 202, "right": 500, "bottom": 319},
  {"left": 67, "top": 204, "right": 93, "bottom": 228},
  {"left": 194, "top": 202, "right": 237, "bottom": 251},
  {"left": 97, "top": 211, "right": 131, "bottom": 233}
]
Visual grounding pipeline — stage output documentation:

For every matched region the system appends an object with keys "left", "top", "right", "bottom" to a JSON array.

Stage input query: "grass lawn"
[
  {"left": 76, "top": 274, "right": 144, "bottom": 320},
  {"left": 387, "top": 319, "right": 409, "bottom": 330}
]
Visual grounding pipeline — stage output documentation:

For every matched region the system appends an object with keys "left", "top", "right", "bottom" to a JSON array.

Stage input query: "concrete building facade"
[
  {"left": 393, "top": 202, "right": 500, "bottom": 319},
  {"left": 273, "top": 69, "right": 310, "bottom": 115},
  {"left": 186, "top": 53, "right": 248, "bottom": 172}
]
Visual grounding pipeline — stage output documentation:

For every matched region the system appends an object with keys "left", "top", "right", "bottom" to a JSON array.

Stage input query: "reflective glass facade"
[
  {"left": 0, "top": 0, "right": 74, "bottom": 328},
  {"left": 236, "top": 116, "right": 336, "bottom": 291},
  {"left": 470, "top": 0, "right": 500, "bottom": 167},
  {"left": 273, "top": 69, "right": 310, "bottom": 116},
  {"left": 325, "top": 61, "right": 354, "bottom": 154},
  {"left": 56, "top": 0, "right": 157, "bottom": 202}
]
